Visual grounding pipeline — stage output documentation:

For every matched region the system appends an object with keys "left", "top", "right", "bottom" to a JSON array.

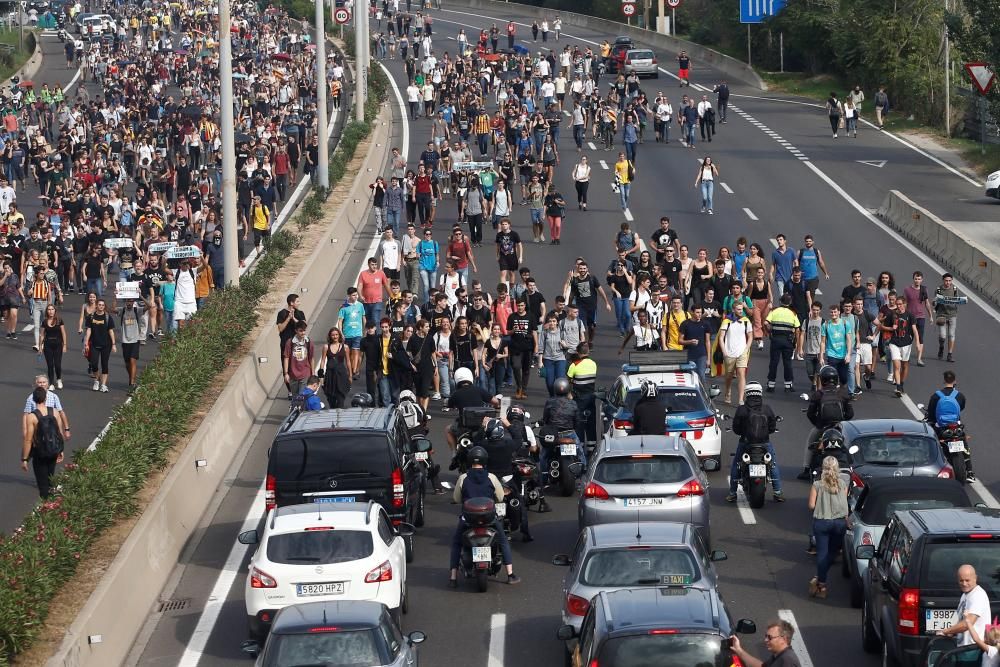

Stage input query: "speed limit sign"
[
  {"left": 666, "top": 0, "right": 682, "bottom": 7},
  {"left": 334, "top": 7, "right": 350, "bottom": 24},
  {"left": 621, "top": 2, "right": 636, "bottom": 16}
]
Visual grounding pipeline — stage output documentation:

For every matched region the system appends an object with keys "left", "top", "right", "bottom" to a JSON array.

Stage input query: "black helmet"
[
  {"left": 819, "top": 365, "right": 839, "bottom": 388},
  {"left": 350, "top": 392, "right": 375, "bottom": 408},
  {"left": 485, "top": 418, "right": 505, "bottom": 440},
  {"left": 507, "top": 405, "right": 525, "bottom": 421},
  {"left": 468, "top": 445, "right": 489, "bottom": 467},
  {"left": 554, "top": 377, "right": 571, "bottom": 396},
  {"left": 820, "top": 428, "right": 845, "bottom": 449}
]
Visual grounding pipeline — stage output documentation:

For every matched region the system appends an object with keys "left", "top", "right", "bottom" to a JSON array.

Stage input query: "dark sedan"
[{"left": 841, "top": 419, "right": 952, "bottom": 483}]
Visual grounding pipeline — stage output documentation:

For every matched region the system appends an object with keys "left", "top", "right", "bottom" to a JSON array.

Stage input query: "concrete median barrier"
[
  {"left": 454, "top": 0, "right": 767, "bottom": 91},
  {"left": 878, "top": 190, "right": 1000, "bottom": 307},
  {"left": 46, "top": 105, "right": 392, "bottom": 667}
]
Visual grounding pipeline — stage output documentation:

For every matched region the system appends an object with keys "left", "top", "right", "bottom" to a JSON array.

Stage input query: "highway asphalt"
[{"left": 130, "top": 6, "right": 1000, "bottom": 667}]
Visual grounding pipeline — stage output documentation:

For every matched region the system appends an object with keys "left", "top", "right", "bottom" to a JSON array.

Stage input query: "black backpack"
[
  {"left": 32, "top": 408, "right": 64, "bottom": 459},
  {"left": 744, "top": 408, "right": 770, "bottom": 444},
  {"left": 818, "top": 391, "right": 846, "bottom": 425}
]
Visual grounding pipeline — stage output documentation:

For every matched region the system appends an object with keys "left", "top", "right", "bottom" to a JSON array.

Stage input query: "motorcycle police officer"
[
  {"left": 799, "top": 365, "right": 854, "bottom": 480},
  {"left": 632, "top": 379, "right": 668, "bottom": 435},
  {"left": 567, "top": 343, "right": 599, "bottom": 444},
  {"left": 541, "top": 377, "right": 586, "bottom": 476},
  {"left": 446, "top": 366, "right": 502, "bottom": 451},
  {"left": 727, "top": 381, "right": 784, "bottom": 503},
  {"left": 926, "top": 370, "right": 972, "bottom": 480},
  {"left": 448, "top": 445, "right": 521, "bottom": 587}
]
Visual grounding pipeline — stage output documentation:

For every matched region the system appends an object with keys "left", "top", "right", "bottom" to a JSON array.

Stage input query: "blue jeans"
[
  {"left": 624, "top": 141, "right": 637, "bottom": 163},
  {"left": 700, "top": 180, "right": 714, "bottom": 211},
  {"left": 828, "top": 356, "right": 849, "bottom": 386},
  {"left": 437, "top": 360, "right": 452, "bottom": 398},
  {"left": 450, "top": 517, "right": 512, "bottom": 568},
  {"left": 543, "top": 358, "right": 568, "bottom": 397},
  {"left": 813, "top": 517, "right": 847, "bottom": 584},
  {"left": 685, "top": 122, "right": 696, "bottom": 145},
  {"left": 613, "top": 297, "right": 630, "bottom": 333},
  {"left": 364, "top": 301, "right": 384, "bottom": 327},
  {"left": 419, "top": 269, "right": 436, "bottom": 300},
  {"left": 386, "top": 208, "right": 401, "bottom": 234},
  {"left": 618, "top": 182, "right": 631, "bottom": 210},
  {"left": 729, "top": 441, "right": 783, "bottom": 494},
  {"left": 692, "top": 354, "right": 708, "bottom": 383},
  {"left": 86, "top": 277, "right": 104, "bottom": 297},
  {"left": 847, "top": 352, "right": 858, "bottom": 393}
]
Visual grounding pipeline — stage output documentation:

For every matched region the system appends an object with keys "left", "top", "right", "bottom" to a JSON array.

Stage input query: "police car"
[{"left": 600, "top": 352, "right": 723, "bottom": 466}]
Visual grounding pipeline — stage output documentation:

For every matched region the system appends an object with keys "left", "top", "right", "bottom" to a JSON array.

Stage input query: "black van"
[{"left": 265, "top": 408, "right": 431, "bottom": 562}]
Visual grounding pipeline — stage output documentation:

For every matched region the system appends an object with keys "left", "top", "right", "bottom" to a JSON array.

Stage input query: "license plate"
[
  {"left": 560, "top": 444, "right": 577, "bottom": 456},
  {"left": 315, "top": 496, "right": 356, "bottom": 503},
  {"left": 625, "top": 497, "right": 665, "bottom": 507},
  {"left": 414, "top": 452, "right": 429, "bottom": 461},
  {"left": 925, "top": 609, "right": 957, "bottom": 633},
  {"left": 947, "top": 441, "right": 965, "bottom": 453},
  {"left": 296, "top": 582, "right": 345, "bottom": 597},
  {"left": 472, "top": 546, "right": 492, "bottom": 562},
  {"left": 749, "top": 464, "right": 767, "bottom": 478},
  {"left": 495, "top": 502, "right": 506, "bottom": 517}
]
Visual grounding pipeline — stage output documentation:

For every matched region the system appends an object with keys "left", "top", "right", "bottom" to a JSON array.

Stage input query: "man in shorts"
[
  {"left": 119, "top": 298, "right": 143, "bottom": 390},
  {"left": 719, "top": 300, "right": 752, "bottom": 404},
  {"left": 854, "top": 296, "right": 876, "bottom": 391},
  {"left": 677, "top": 50, "right": 691, "bottom": 87},
  {"left": 337, "top": 287, "right": 366, "bottom": 380},
  {"left": 880, "top": 295, "right": 919, "bottom": 397}
]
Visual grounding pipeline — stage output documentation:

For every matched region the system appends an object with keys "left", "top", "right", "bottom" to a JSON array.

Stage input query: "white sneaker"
[
  {"left": 708, "top": 209, "right": 713, "bottom": 215},
  {"left": 100, "top": 384, "right": 109, "bottom": 393},
  {"left": 92, "top": 380, "right": 100, "bottom": 391},
  {"left": 887, "top": 372, "right": 894, "bottom": 382},
  {"left": 432, "top": 392, "right": 441, "bottom": 400},
  {"left": 56, "top": 379, "right": 63, "bottom": 389}
]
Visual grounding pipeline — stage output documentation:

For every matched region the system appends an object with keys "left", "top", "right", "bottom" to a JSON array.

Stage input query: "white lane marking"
[
  {"left": 721, "top": 182, "right": 734, "bottom": 194},
  {"left": 623, "top": 208, "right": 634, "bottom": 221},
  {"left": 899, "top": 393, "right": 999, "bottom": 507},
  {"left": 380, "top": 62, "right": 410, "bottom": 163},
  {"left": 21, "top": 323, "right": 33, "bottom": 331},
  {"left": 726, "top": 475, "right": 757, "bottom": 525},
  {"left": 598, "top": 160, "right": 609, "bottom": 170},
  {"left": 778, "top": 610, "right": 815, "bottom": 667},
  {"left": 87, "top": 396, "right": 132, "bottom": 451},
  {"left": 638, "top": 238, "right": 648, "bottom": 254},
  {"left": 563, "top": 110, "right": 571, "bottom": 117},
  {"left": 742, "top": 207, "right": 758, "bottom": 221},
  {"left": 587, "top": 141, "right": 597, "bottom": 150},
  {"left": 769, "top": 238, "right": 778, "bottom": 248},
  {"left": 815, "top": 289, "right": 823, "bottom": 295},
  {"left": 488, "top": 613, "right": 506, "bottom": 667}
]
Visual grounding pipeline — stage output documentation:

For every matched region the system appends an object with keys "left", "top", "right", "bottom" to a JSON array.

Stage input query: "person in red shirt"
[
  {"left": 356, "top": 257, "right": 390, "bottom": 328},
  {"left": 413, "top": 164, "right": 434, "bottom": 228},
  {"left": 273, "top": 143, "right": 291, "bottom": 202}
]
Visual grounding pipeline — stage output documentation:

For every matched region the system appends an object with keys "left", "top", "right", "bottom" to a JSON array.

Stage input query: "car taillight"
[
  {"left": 968, "top": 533, "right": 995, "bottom": 539},
  {"left": 308, "top": 626, "right": 341, "bottom": 633},
  {"left": 937, "top": 465, "right": 954, "bottom": 479},
  {"left": 613, "top": 419, "right": 633, "bottom": 431},
  {"left": 391, "top": 468, "right": 404, "bottom": 508},
  {"left": 589, "top": 660, "right": 599, "bottom": 667},
  {"left": 651, "top": 58, "right": 658, "bottom": 64},
  {"left": 566, "top": 593, "right": 590, "bottom": 616},
  {"left": 250, "top": 566, "right": 277, "bottom": 589},
  {"left": 584, "top": 482, "right": 609, "bottom": 500},
  {"left": 265, "top": 474, "right": 276, "bottom": 512},
  {"left": 898, "top": 588, "right": 920, "bottom": 635},
  {"left": 686, "top": 416, "right": 715, "bottom": 429},
  {"left": 677, "top": 480, "right": 705, "bottom": 497},
  {"left": 649, "top": 629, "right": 678, "bottom": 634},
  {"left": 305, "top": 526, "right": 334, "bottom": 531},
  {"left": 365, "top": 560, "right": 393, "bottom": 583},
  {"left": 861, "top": 531, "right": 874, "bottom": 546}
]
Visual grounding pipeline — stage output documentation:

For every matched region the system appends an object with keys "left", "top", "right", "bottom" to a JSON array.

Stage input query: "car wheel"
[
  {"left": 861, "top": 599, "right": 880, "bottom": 653},
  {"left": 414, "top": 489, "right": 426, "bottom": 528}
]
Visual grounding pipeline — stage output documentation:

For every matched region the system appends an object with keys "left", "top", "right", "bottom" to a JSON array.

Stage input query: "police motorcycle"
[{"left": 503, "top": 405, "right": 549, "bottom": 515}]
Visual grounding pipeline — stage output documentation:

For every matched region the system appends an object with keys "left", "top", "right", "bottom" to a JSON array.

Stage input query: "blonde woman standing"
[{"left": 807, "top": 456, "right": 849, "bottom": 599}]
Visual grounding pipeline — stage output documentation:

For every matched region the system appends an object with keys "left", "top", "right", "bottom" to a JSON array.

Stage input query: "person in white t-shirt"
[
  {"left": 719, "top": 300, "right": 754, "bottom": 405},
  {"left": 378, "top": 229, "right": 402, "bottom": 282},
  {"left": 939, "top": 564, "right": 992, "bottom": 650}
]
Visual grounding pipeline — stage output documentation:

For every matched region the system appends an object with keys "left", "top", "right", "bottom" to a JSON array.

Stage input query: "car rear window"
[
  {"left": 625, "top": 388, "right": 706, "bottom": 414},
  {"left": 594, "top": 456, "right": 692, "bottom": 485},
  {"left": 599, "top": 634, "right": 726, "bottom": 666},
  {"left": 580, "top": 547, "right": 700, "bottom": 587},
  {"left": 272, "top": 435, "right": 393, "bottom": 480},
  {"left": 859, "top": 491, "right": 969, "bottom": 525},
  {"left": 631, "top": 50, "right": 654, "bottom": 59},
  {"left": 267, "top": 530, "right": 375, "bottom": 565},
  {"left": 921, "top": 543, "right": 1000, "bottom": 592},
  {"left": 851, "top": 435, "right": 938, "bottom": 467},
  {"left": 272, "top": 629, "right": 382, "bottom": 666}
]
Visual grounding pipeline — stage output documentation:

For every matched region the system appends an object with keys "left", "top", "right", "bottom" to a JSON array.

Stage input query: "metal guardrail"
[{"left": 958, "top": 87, "right": 1000, "bottom": 145}]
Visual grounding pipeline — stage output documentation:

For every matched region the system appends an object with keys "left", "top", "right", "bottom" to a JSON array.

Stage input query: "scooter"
[
  {"left": 917, "top": 403, "right": 972, "bottom": 483},
  {"left": 458, "top": 497, "right": 504, "bottom": 593}
]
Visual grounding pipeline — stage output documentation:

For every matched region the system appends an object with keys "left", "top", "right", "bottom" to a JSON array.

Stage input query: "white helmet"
[
  {"left": 640, "top": 379, "right": 658, "bottom": 399},
  {"left": 454, "top": 367, "right": 474, "bottom": 386},
  {"left": 744, "top": 381, "right": 763, "bottom": 399},
  {"left": 399, "top": 389, "right": 417, "bottom": 403}
]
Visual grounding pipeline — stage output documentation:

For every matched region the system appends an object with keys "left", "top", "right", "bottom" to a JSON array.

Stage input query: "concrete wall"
[
  {"left": 47, "top": 105, "right": 392, "bottom": 667},
  {"left": 878, "top": 190, "right": 1000, "bottom": 307},
  {"left": 456, "top": 0, "right": 767, "bottom": 91}
]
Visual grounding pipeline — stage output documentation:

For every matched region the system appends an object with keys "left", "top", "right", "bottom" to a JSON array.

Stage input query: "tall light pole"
[
  {"left": 944, "top": 0, "right": 950, "bottom": 137},
  {"left": 218, "top": 0, "right": 239, "bottom": 285},
  {"left": 353, "top": 2, "right": 365, "bottom": 121},
  {"left": 316, "top": 0, "right": 329, "bottom": 188}
]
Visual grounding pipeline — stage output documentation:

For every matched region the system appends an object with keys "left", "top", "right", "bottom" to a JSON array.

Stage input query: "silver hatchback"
[
  {"left": 624, "top": 49, "right": 659, "bottom": 77},
  {"left": 578, "top": 436, "right": 714, "bottom": 547}
]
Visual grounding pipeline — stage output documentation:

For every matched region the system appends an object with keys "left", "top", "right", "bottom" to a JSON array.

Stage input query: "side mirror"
[
  {"left": 523, "top": 411, "right": 531, "bottom": 420},
  {"left": 501, "top": 474, "right": 514, "bottom": 483},
  {"left": 849, "top": 445, "right": 860, "bottom": 455},
  {"left": 556, "top": 625, "right": 577, "bottom": 640},
  {"left": 977, "top": 502, "right": 989, "bottom": 509},
  {"left": 240, "top": 639, "right": 260, "bottom": 657},
  {"left": 552, "top": 554, "right": 572, "bottom": 566},
  {"left": 396, "top": 522, "right": 416, "bottom": 537},
  {"left": 407, "top": 630, "right": 427, "bottom": 645},
  {"left": 702, "top": 458, "right": 720, "bottom": 472},
  {"left": 916, "top": 403, "right": 926, "bottom": 411},
  {"left": 238, "top": 530, "right": 259, "bottom": 545},
  {"left": 710, "top": 550, "right": 728, "bottom": 562},
  {"left": 856, "top": 545, "right": 876, "bottom": 560},
  {"left": 735, "top": 619, "right": 757, "bottom": 634},
  {"left": 708, "top": 385, "right": 721, "bottom": 398},
  {"left": 412, "top": 436, "right": 433, "bottom": 453}
]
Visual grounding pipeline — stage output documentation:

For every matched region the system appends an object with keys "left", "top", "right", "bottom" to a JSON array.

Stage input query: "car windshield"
[
  {"left": 851, "top": 435, "right": 937, "bottom": 466},
  {"left": 624, "top": 388, "right": 706, "bottom": 414},
  {"left": 922, "top": 543, "right": 1000, "bottom": 593},
  {"left": 272, "top": 435, "right": 393, "bottom": 480},
  {"left": 594, "top": 456, "right": 691, "bottom": 485},
  {"left": 599, "top": 633, "right": 727, "bottom": 666},
  {"left": 267, "top": 530, "right": 374, "bottom": 565},
  {"left": 580, "top": 547, "right": 701, "bottom": 586},
  {"left": 271, "top": 629, "right": 382, "bottom": 667}
]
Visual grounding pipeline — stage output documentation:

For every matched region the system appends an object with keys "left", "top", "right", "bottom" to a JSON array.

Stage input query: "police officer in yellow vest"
[
  {"left": 567, "top": 342, "right": 598, "bottom": 442},
  {"left": 764, "top": 294, "right": 801, "bottom": 392}
]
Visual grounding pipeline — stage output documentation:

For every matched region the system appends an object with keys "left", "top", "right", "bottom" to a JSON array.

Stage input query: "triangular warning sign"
[{"left": 965, "top": 62, "right": 996, "bottom": 95}]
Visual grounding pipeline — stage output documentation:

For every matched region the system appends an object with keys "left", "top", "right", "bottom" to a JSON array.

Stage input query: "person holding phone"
[{"left": 731, "top": 620, "right": 801, "bottom": 666}]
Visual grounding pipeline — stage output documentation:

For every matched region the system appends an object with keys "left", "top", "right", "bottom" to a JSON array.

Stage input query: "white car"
[
  {"left": 239, "top": 501, "right": 413, "bottom": 642},
  {"left": 987, "top": 170, "right": 1000, "bottom": 200}
]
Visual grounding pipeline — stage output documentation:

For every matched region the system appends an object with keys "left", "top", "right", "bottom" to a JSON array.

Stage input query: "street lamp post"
[
  {"left": 218, "top": 0, "right": 239, "bottom": 285},
  {"left": 316, "top": 0, "right": 329, "bottom": 189},
  {"left": 944, "top": 0, "right": 950, "bottom": 137},
  {"left": 353, "top": 1, "right": 365, "bottom": 121}
]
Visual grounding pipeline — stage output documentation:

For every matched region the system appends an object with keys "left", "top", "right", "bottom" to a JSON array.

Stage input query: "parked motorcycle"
[
  {"left": 458, "top": 497, "right": 503, "bottom": 592},
  {"left": 918, "top": 403, "right": 972, "bottom": 484}
]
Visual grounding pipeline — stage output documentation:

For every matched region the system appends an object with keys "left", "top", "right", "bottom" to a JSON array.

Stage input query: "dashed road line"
[
  {"left": 726, "top": 476, "right": 757, "bottom": 525},
  {"left": 488, "top": 613, "right": 506, "bottom": 667},
  {"left": 742, "top": 208, "right": 758, "bottom": 221},
  {"left": 587, "top": 141, "right": 597, "bottom": 150},
  {"left": 623, "top": 208, "right": 634, "bottom": 221},
  {"left": 721, "top": 182, "right": 733, "bottom": 194},
  {"left": 598, "top": 160, "right": 609, "bottom": 170}
]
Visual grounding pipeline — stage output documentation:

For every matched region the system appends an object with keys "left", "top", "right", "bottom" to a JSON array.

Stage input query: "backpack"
[
  {"left": 32, "top": 408, "right": 64, "bottom": 459},
  {"left": 818, "top": 391, "right": 846, "bottom": 425},
  {"left": 399, "top": 400, "right": 423, "bottom": 430},
  {"left": 934, "top": 390, "right": 961, "bottom": 425},
  {"left": 744, "top": 408, "right": 770, "bottom": 444}
]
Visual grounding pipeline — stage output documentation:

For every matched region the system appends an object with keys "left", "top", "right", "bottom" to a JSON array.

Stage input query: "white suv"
[{"left": 239, "top": 501, "right": 413, "bottom": 641}]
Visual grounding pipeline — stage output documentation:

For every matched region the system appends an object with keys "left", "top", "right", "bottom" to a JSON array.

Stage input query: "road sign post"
[
  {"left": 622, "top": 2, "right": 636, "bottom": 18},
  {"left": 664, "top": 0, "right": 680, "bottom": 35},
  {"left": 964, "top": 62, "right": 996, "bottom": 155}
]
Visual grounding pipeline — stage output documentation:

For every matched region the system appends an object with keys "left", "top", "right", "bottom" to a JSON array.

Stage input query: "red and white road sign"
[
  {"left": 334, "top": 7, "right": 350, "bottom": 24},
  {"left": 964, "top": 62, "right": 996, "bottom": 95},
  {"left": 666, "top": 0, "right": 682, "bottom": 8},
  {"left": 622, "top": 2, "right": 636, "bottom": 16}
]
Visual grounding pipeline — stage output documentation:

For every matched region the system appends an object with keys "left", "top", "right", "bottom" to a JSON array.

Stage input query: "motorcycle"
[
  {"left": 511, "top": 456, "right": 543, "bottom": 511},
  {"left": 917, "top": 403, "right": 971, "bottom": 483},
  {"left": 450, "top": 406, "right": 498, "bottom": 474},
  {"left": 458, "top": 497, "right": 503, "bottom": 592},
  {"left": 538, "top": 426, "right": 585, "bottom": 497},
  {"left": 729, "top": 417, "right": 781, "bottom": 509},
  {"left": 498, "top": 475, "right": 522, "bottom": 536}
]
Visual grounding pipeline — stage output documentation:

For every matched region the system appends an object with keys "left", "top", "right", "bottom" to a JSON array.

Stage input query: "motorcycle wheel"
[
  {"left": 950, "top": 452, "right": 968, "bottom": 484},
  {"left": 559, "top": 465, "right": 576, "bottom": 497},
  {"left": 747, "top": 479, "right": 766, "bottom": 509},
  {"left": 475, "top": 570, "right": 489, "bottom": 593}
]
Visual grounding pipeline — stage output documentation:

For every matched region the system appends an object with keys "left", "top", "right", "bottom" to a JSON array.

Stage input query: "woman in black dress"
[
  {"left": 41, "top": 304, "right": 67, "bottom": 389},
  {"left": 319, "top": 327, "right": 351, "bottom": 408}
]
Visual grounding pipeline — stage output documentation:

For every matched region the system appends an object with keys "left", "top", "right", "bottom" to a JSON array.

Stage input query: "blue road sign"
[{"left": 740, "top": 0, "right": 786, "bottom": 23}]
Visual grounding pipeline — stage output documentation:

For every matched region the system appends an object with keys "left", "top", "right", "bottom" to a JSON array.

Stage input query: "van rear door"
[{"left": 271, "top": 434, "right": 393, "bottom": 508}]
